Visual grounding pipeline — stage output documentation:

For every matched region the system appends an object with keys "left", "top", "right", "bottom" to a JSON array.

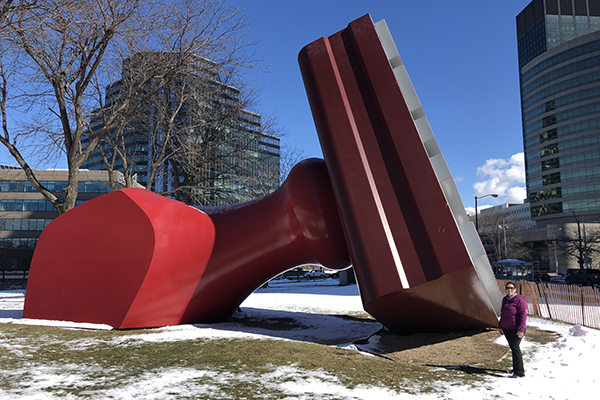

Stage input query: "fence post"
[
  {"left": 581, "top": 287, "right": 586, "bottom": 327},
  {"left": 539, "top": 282, "right": 553, "bottom": 320}
]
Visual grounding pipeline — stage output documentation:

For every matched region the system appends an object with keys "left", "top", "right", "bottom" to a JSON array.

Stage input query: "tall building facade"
[
  {"left": 82, "top": 53, "right": 280, "bottom": 206},
  {"left": 518, "top": 0, "right": 600, "bottom": 226}
]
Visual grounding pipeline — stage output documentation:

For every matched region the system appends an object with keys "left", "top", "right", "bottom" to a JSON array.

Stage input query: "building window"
[
  {"left": 542, "top": 172, "right": 561, "bottom": 186},
  {"left": 531, "top": 202, "right": 563, "bottom": 217},
  {"left": 0, "top": 218, "right": 52, "bottom": 231},
  {"left": 542, "top": 114, "right": 557, "bottom": 127},
  {"left": 531, "top": 187, "right": 562, "bottom": 202},
  {"left": 541, "top": 143, "right": 559, "bottom": 157},
  {"left": 540, "top": 129, "right": 558, "bottom": 143},
  {"left": 541, "top": 157, "right": 560, "bottom": 171},
  {"left": 0, "top": 237, "right": 38, "bottom": 249}
]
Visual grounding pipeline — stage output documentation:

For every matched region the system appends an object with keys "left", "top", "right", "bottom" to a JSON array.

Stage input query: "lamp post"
[{"left": 474, "top": 194, "right": 499, "bottom": 234}]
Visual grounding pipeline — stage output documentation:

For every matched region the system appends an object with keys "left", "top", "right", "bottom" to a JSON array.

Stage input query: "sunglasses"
[{"left": 506, "top": 287, "right": 516, "bottom": 290}]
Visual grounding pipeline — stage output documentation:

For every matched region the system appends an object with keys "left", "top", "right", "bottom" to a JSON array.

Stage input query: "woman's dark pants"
[{"left": 504, "top": 328, "right": 524, "bottom": 377}]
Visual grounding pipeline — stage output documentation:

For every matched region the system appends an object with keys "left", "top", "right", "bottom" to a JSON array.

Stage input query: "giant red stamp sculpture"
[{"left": 24, "top": 15, "right": 501, "bottom": 333}]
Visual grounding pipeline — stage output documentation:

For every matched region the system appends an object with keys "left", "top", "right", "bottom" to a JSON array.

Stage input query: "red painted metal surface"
[
  {"left": 23, "top": 188, "right": 215, "bottom": 328},
  {"left": 298, "top": 14, "right": 498, "bottom": 333},
  {"left": 182, "top": 158, "right": 349, "bottom": 323},
  {"left": 23, "top": 159, "right": 350, "bottom": 328}
]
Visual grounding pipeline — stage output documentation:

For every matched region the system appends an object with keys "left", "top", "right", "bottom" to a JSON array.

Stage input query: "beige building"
[{"left": 0, "top": 165, "right": 141, "bottom": 272}]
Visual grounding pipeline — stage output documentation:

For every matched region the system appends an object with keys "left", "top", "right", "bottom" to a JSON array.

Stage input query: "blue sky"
[
  {"left": 235, "top": 0, "right": 533, "bottom": 212},
  {"left": 0, "top": 0, "right": 532, "bottom": 213}
]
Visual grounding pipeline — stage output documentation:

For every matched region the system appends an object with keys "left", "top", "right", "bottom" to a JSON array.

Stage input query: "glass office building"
[
  {"left": 82, "top": 53, "right": 281, "bottom": 207},
  {"left": 518, "top": 0, "right": 600, "bottom": 225}
]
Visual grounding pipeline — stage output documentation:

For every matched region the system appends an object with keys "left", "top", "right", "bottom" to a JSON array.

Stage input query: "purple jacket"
[{"left": 499, "top": 294, "right": 527, "bottom": 333}]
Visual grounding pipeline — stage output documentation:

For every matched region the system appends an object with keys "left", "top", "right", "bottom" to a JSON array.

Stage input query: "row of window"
[
  {"left": 0, "top": 199, "right": 85, "bottom": 212},
  {"left": 546, "top": 15, "right": 600, "bottom": 51},
  {"left": 528, "top": 145, "right": 600, "bottom": 173},
  {"left": 542, "top": 157, "right": 560, "bottom": 172},
  {"left": 260, "top": 136, "right": 280, "bottom": 146},
  {"left": 522, "top": 69, "right": 600, "bottom": 110},
  {"left": 540, "top": 127, "right": 559, "bottom": 144},
  {"left": 506, "top": 206, "right": 531, "bottom": 216},
  {"left": 560, "top": 148, "right": 600, "bottom": 167},
  {"left": 541, "top": 142, "right": 560, "bottom": 157},
  {"left": 531, "top": 202, "right": 563, "bottom": 217},
  {"left": 562, "top": 131, "right": 600, "bottom": 151},
  {"left": 524, "top": 85, "right": 600, "bottom": 126},
  {"left": 562, "top": 163, "right": 600, "bottom": 182},
  {"left": 531, "top": 187, "right": 562, "bottom": 202},
  {"left": 563, "top": 180, "right": 600, "bottom": 197},
  {"left": 521, "top": 53, "right": 600, "bottom": 98},
  {"left": 0, "top": 180, "right": 112, "bottom": 194},
  {"left": 529, "top": 164, "right": 600, "bottom": 189},
  {"left": 564, "top": 197, "right": 600, "bottom": 212},
  {"left": 521, "top": 37, "right": 600, "bottom": 84},
  {"left": 0, "top": 218, "right": 52, "bottom": 231},
  {"left": 528, "top": 132, "right": 600, "bottom": 164},
  {"left": 524, "top": 100, "right": 600, "bottom": 137},
  {"left": 0, "top": 237, "right": 38, "bottom": 250},
  {"left": 526, "top": 116, "right": 600, "bottom": 150},
  {"left": 259, "top": 143, "right": 281, "bottom": 155}
]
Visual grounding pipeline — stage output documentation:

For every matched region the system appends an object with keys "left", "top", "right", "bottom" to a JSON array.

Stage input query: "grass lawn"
[{"left": 0, "top": 319, "right": 556, "bottom": 399}]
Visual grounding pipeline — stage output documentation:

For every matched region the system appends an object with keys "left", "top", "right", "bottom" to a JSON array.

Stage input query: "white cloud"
[
  {"left": 506, "top": 186, "right": 527, "bottom": 203},
  {"left": 473, "top": 152, "right": 526, "bottom": 204}
]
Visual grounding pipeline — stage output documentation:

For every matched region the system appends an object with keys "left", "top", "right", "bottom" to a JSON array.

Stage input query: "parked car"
[
  {"left": 304, "top": 270, "right": 326, "bottom": 279},
  {"left": 565, "top": 268, "right": 600, "bottom": 286},
  {"left": 8, "top": 282, "right": 26, "bottom": 290},
  {"left": 533, "top": 271, "right": 550, "bottom": 282}
]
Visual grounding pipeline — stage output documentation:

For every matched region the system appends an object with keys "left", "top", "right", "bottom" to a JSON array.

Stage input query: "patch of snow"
[{"left": 1, "top": 282, "right": 598, "bottom": 399}]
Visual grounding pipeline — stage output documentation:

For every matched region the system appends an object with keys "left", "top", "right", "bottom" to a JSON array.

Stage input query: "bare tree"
[
  {"left": 0, "top": 0, "right": 258, "bottom": 213},
  {"left": 91, "top": 53, "right": 280, "bottom": 206},
  {"left": 477, "top": 207, "right": 534, "bottom": 262},
  {"left": 167, "top": 105, "right": 281, "bottom": 205},
  {"left": 557, "top": 224, "right": 600, "bottom": 269},
  {"left": 276, "top": 137, "right": 306, "bottom": 185}
]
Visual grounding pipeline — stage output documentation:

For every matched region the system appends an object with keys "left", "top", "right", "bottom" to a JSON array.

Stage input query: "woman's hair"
[{"left": 505, "top": 281, "right": 516, "bottom": 289}]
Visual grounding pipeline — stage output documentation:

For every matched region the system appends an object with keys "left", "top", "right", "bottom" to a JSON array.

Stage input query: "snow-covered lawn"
[{"left": 1, "top": 279, "right": 597, "bottom": 399}]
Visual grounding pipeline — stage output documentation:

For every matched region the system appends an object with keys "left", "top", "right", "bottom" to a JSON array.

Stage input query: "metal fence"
[
  {"left": 0, "top": 270, "right": 28, "bottom": 290},
  {"left": 497, "top": 279, "right": 600, "bottom": 329}
]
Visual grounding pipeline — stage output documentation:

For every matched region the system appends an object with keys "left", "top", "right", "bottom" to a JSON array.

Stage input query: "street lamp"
[{"left": 475, "top": 194, "right": 499, "bottom": 234}]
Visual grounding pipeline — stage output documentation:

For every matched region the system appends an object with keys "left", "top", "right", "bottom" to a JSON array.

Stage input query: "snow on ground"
[{"left": 1, "top": 279, "right": 598, "bottom": 399}]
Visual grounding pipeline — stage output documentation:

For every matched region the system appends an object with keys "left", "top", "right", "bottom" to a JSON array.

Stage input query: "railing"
[
  {"left": 0, "top": 270, "right": 28, "bottom": 290},
  {"left": 497, "top": 279, "right": 600, "bottom": 329}
]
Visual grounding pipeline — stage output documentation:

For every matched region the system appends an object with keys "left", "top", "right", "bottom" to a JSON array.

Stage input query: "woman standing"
[{"left": 498, "top": 281, "right": 527, "bottom": 378}]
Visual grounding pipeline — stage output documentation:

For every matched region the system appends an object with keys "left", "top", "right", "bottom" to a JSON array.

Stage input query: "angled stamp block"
[{"left": 298, "top": 14, "right": 501, "bottom": 333}]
